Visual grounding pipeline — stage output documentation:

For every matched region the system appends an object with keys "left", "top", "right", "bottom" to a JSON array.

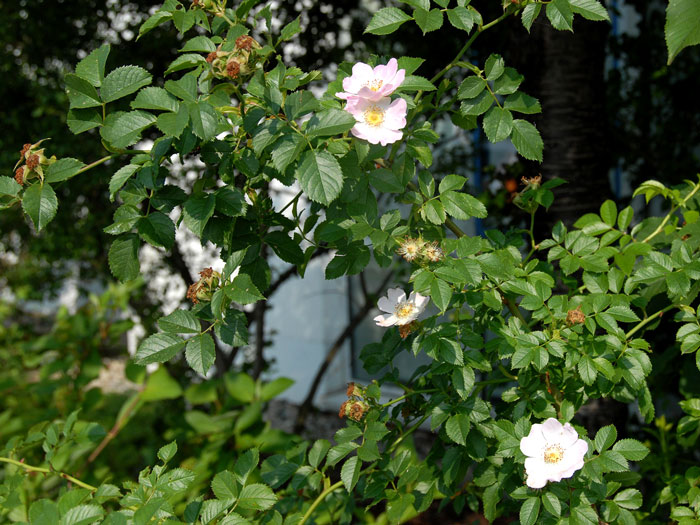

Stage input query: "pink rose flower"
[
  {"left": 345, "top": 96, "right": 408, "bottom": 147},
  {"left": 336, "top": 58, "right": 406, "bottom": 102}
]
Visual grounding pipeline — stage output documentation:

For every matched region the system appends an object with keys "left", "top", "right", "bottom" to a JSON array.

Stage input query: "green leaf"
[
  {"left": 414, "top": 8, "right": 443, "bottom": 34},
  {"left": 139, "top": 11, "right": 172, "bottom": 39},
  {"left": 306, "top": 108, "right": 356, "bottom": 138},
  {"left": 365, "top": 7, "right": 412, "bottom": 35},
  {"left": 399, "top": 75, "right": 437, "bottom": 91},
  {"left": 109, "top": 164, "right": 139, "bottom": 200},
  {"left": 430, "top": 279, "right": 452, "bottom": 313},
  {"left": 569, "top": 0, "right": 610, "bottom": 21},
  {"left": 441, "top": 190, "right": 487, "bottom": 220},
  {"left": 108, "top": 234, "right": 140, "bottom": 282},
  {"left": 485, "top": 54, "right": 505, "bottom": 81},
  {"left": 546, "top": 0, "right": 574, "bottom": 31},
  {"left": 600, "top": 200, "right": 617, "bottom": 226},
  {"left": 614, "top": 488, "right": 643, "bottom": 510},
  {"left": 66, "top": 108, "right": 102, "bottom": 134},
  {"left": 65, "top": 73, "right": 102, "bottom": 109},
  {"left": 158, "top": 441, "right": 178, "bottom": 463},
  {"left": 0, "top": 176, "right": 21, "bottom": 197},
  {"left": 211, "top": 470, "right": 239, "bottom": 500},
  {"left": 159, "top": 310, "right": 200, "bottom": 334},
  {"left": 237, "top": 484, "right": 277, "bottom": 511},
  {"left": 131, "top": 86, "right": 179, "bottom": 112},
  {"left": 483, "top": 107, "right": 514, "bottom": 143},
  {"left": 493, "top": 68, "right": 524, "bottom": 95},
  {"left": 271, "top": 133, "right": 305, "bottom": 172},
  {"left": 452, "top": 365, "right": 475, "bottom": 399},
  {"left": 188, "top": 101, "right": 219, "bottom": 142},
  {"left": 138, "top": 211, "right": 175, "bottom": 249},
  {"left": 180, "top": 36, "right": 216, "bottom": 53},
  {"left": 142, "top": 367, "right": 183, "bottom": 401},
  {"left": 504, "top": 92, "right": 542, "bottom": 114},
  {"left": 226, "top": 274, "right": 265, "bottom": 304},
  {"left": 600, "top": 450, "right": 629, "bottom": 472},
  {"left": 520, "top": 497, "right": 540, "bottom": 525},
  {"left": 296, "top": 150, "right": 344, "bottom": 205},
  {"left": 446, "top": 413, "right": 470, "bottom": 445},
  {"left": 22, "top": 183, "right": 58, "bottom": 232},
  {"left": 612, "top": 439, "right": 649, "bottom": 461},
  {"left": 594, "top": 424, "right": 617, "bottom": 453},
  {"left": 135, "top": 333, "right": 186, "bottom": 364},
  {"left": 101, "top": 66, "right": 152, "bottom": 103},
  {"left": 341, "top": 456, "right": 361, "bottom": 492},
  {"left": 165, "top": 54, "right": 206, "bottom": 75},
  {"left": 280, "top": 16, "right": 302, "bottom": 41},
  {"left": 541, "top": 492, "right": 561, "bottom": 517},
  {"left": 665, "top": 0, "right": 700, "bottom": 64},
  {"left": 460, "top": 91, "right": 493, "bottom": 116},
  {"left": 578, "top": 355, "right": 597, "bottom": 385},
  {"left": 521, "top": 3, "right": 542, "bottom": 31},
  {"left": 59, "top": 504, "right": 104, "bottom": 525},
  {"left": 45, "top": 158, "right": 86, "bottom": 183},
  {"left": 29, "top": 500, "right": 60, "bottom": 525},
  {"left": 75, "top": 44, "right": 110, "bottom": 87},
  {"left": 266, "top": 231, "right": 304, "bottom": 265},
  {"left": 156, "top": 105, "right": 190, "bottom": 138},
  {"left": 309, "top": 440, "right": 331, "bottom": 469},
  {"left": 186, "top": 333, "right": 216, "bottom": 376},
  {"left": 233, "top": 449, "right": 259, "bottom": 485},
  {"left": 511, "top": 119, "right": 544, "bottom": 162},
  {"left": 447, "top": 6, "right": 475, "bottom": 32},
  {"left": 423, "top": 199, "right": 446, "bottom": 224},
  {"left": 260, "top": 377, "right": 294, "bottom": 401},
  {"left": 458, "top": 77, "right": 485, "bottom": 100},
  {"left": 100, "top": 110, "right": 156, "bottom": 149},
  {"left": 183, "top": 192, "right": 216, "bottom": 236}
]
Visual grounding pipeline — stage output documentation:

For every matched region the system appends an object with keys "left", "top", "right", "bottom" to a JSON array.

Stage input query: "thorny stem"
[
  {"left": 0, "top": 457, "right": 97, "bottom": 491},
  {"left": 641, "top": 181, "right": 700, "bottom": 243}
]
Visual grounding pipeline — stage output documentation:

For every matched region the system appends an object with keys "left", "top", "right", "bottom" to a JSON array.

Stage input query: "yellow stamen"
[
  {"left": 395, "top": 301, "right": 417, "bottom": 321},
  {"left": 543, "top": 444, "right": 564, "bottom": 464},
  {"left": 365, "top": 79, "right": 383, "bottom": 91},
  {"left": 364, "top": 105, "right": 385, "bottom": 127}
]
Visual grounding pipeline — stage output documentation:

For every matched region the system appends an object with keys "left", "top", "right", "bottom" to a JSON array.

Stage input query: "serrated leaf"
[
  {"left": 138, "top": 211, "right": 175, "bottom": 249},
  {"left": 100, "top": 110, "right": 156, "bottom": 149},
  {"left": 165, "top": 53, "right": 206, "bottom": 75},
  {"left": 188, "top": 101, "right": 219, "bottom": 142},
  {"left": 29, "top": 500, "right": 60, "bottom": 525},
  {"left": 67, "top": 108, "right": 102, "bottom": 134},
  {"left": 180, "top": 35, "right": 216, "bottom": 53},
  {"left": 65, "top": 73, "right": 102, "bottom": 109},
  {"left": 158, "top": 441, "right": 178, "bottom": 463},
  {"left": 546, "top": 0, "right": 574, "bottom": 31},
  {"left": 156, "top": 105, "right": 190, "bottom": 138},
  {"left": 414, "top": 8, "right": 443, "bottom": 34},
  {"left": 211, "top": 470, "right": 239, "bottom": 500},
  {"left": 226, "top": 274, "right": 265, "bottom": 304},
  {"left": 594, "top": 425, "right": 617, "bottom": 453},
  {"left": 441, "top": 190, "right": 487, "bottom": 219},
  {"left": 0, "top": 176, "right": 21, "bottom": 197},
  {"left": 570, "top": 0, "right": 610, "bottom": 21},
  {"left": 614, "top": 488, "right": 642, "bottom": 510},
  {"left": 365, "top": 7, "right": 412, "bottom": 35},
  {"left": 135, "top": 333, "right": 186, "bottom": 364},
  {"left": 101, "top": 66, "right": 152, "bottom": 103},
  {"left": 341, "top": 456, "right": 361, "bottom": 492},
  {"left": 237, "top": 484, "right": 277, "bottom": 511},
  {"left": 522, "top": 3, "right": 542, "bottom": 31},
  {"left": 22, "top": 183, "right": 58, "bottom": 232},
  {"left": 75, "top": 44, "right": 110, "bottom": 87},
  {"left": 280, "top": 16, "right": 302, "bottom": 41},
  {"left": 59, "top": 504, "right": 104, "bottom": 525},
  {"left": 447, "top": 6, "right": 475, "bottom": 32},
  {"left": 504, "top": 92, "right": 542, "bottom": 114},
  {"left": 271, "top": 133, "right": 304, "bottom": 172},
  {"left": 400, "top": 75, "right": 436, "bottom": 91},
  {"left": 460, "top": 91, "right": 493, "bottom": 116},
  {"left": 186, "top": 333, "right": 216, "bottom": 376},
  {"left": 520, "top": 497, "right": 540, "bottom": 525},
  {"left": 159, "top": 309, "right": 200, "bottom": 334},
  {"left": 511, "top": 119, "right": 544, "bottom": 162},
  {"left": 108, "top": 234, "right": 140, "bottom": 281},
  {"left": 296, "top": 150, "right": 343, "bottom": 205},
  {"left": 483, "top": 106, "right": 514, "bottom": 143},
  {"left": 612, "top": 439, "right": 649, "bottom": 461},
  {"left": 307, "top": 108, "right": 356, "bottom": 138},
  {"left": 446, "top": 413, "right": 470, "bottom": 445},
  {"left": 45, "top": 158, "right": 86, "bottom": 183},
  {"left": 109, "top": 164, "right": 139, "bottom": 200},
  {"left": 183, "top": 192, "right": 216, "bottom": 236},
  {"left": 665, "top": 0, "right": 700, "bottom": 64},
  {"left": 131, "top": 87, "right": 179, "bottom": 112}
]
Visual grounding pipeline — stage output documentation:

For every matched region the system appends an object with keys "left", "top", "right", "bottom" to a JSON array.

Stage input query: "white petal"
[
  {"left": 558, "top": 422, "right": 582, "bottom": 448},
  {"left": 413, "top": 293, "right": 429, "bottom": 311},
  {"left": 540, "top": 418, "right": 566, "bottom": 442},
  {"left": 377, "top": 296, "right": 396, "bottom": 313},
  {"left": 524, "top": 457, "right": 548, "bottom": 488},
  {"left": 377, "top": 128, "right": 403, "bottom": 146},
  {"left": 387, "top": 288, "right": 406, "bottom": 304},
  {"left": 520, "top": 426, "right": 546, "bottom": 457},
  {"left": 374, "top": 314, "right": 398, "bottom": 327},
  {"left": 560, "top": 439, "right": 588, "bottom": 472}
]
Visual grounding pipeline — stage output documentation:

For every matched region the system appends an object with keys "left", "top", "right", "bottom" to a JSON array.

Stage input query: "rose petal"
[
  {"left": 520, "top": 425, "right": 546, "bottom": 457},
  {"left": 374, "top": 314, "right": 398, "bottom": 327},
  {"left": 387, "top": 288, "right": 406, "bottom": 304},
  {"left": 377, "top": 296, "right": 396, "bottom": 314}
]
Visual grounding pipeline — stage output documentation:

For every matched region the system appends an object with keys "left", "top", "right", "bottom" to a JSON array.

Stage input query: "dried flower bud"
[
  {"left": 186, "top": 268, "right": 221, "bottom": 304},
  {"left": 206, "top": 51, "right": 217, "bottom": 63},
  {"left": 338, "top": 400, "right": 349, "bottom": 419},
  {"left": 398, "top": 321, "right": 418, "bottom": 339},
  {"left": 15, "top": 166, "right": 26, "bottom": 185},
  {"left": 348, "top": 401, "right": 369, "bottom": 422},
  {"left": 26, "top": 154, "right": 40, "bottom": 171},
  {"left": 346, "top": 382, "right": 363, "bottom": 397},
  {"left": 521, "top": 175, "right": 542, "bottom": 189},
  {"left": 235, "top": 35, "right": 255, "bottom": 51},
  {"left": 226, "top": 59, "right": 240, "bottom": 79},
  {"left": 20, "top": 143, "right": 32, "bottom": 158},
  {"left": 566, "top": 305, "right": 585, "bottom": 325}
]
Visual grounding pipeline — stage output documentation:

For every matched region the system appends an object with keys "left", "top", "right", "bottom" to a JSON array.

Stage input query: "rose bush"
[{"left": 1, "top": 0, "right": 700, "bottom": 523}]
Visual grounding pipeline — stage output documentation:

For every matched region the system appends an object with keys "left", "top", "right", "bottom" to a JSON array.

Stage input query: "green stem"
[
  {"left": 75, "top": 155, "right": 116, "bottom": 177},
  {"left": 380, "top": 389, "right": 439, "bottom": 408},
  {"left": 625, "top": 304, "right": 675, "bottom": 339},
  {"left": 299, "top": 480, "right": 345, "bottom": 525},
  {"left": 0, "top": 457, "right": 97, "bottom": 491},
  {"left": 642, "top": 182, "right": 700, "bottom": 243}
]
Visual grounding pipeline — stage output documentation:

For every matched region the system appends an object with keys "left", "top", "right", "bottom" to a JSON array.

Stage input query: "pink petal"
[
  {"left": 356, "top": 86, "right": 385, "bottom": 101},
  {"left": 376, "top": 128, "right": 403, "bottom": 146},
  {"left": 384, "top": 98, "right": 408, "bottom": 129}
]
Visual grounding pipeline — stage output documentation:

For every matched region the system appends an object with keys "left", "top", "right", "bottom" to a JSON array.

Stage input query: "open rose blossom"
[
  {"left": 345, "top": 96, "right": 407, "bottom": 146},
  {"left": 519, "top": 418, "right": 588, "bottom": 489},
  {"left": 336, "top": 58, "right": 406, "bottom": 102},
  {"left": 374, "top": 288, "right": 428, "bottom": 327}
]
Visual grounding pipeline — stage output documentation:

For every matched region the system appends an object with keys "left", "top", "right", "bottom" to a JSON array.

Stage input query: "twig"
[{"left": 1, "top": 457, "right": 97, "bottom": 491}]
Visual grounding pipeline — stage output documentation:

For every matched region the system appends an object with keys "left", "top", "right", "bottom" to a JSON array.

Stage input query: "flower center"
[
  {"left": 365, "top": 79, "right": 384, "bottom": 92},
  {"left": 363, "top": 106, "right": 385, "bottom": 127},
  {"left": 543, "top": 444, "right": 564, "bottom": 464},
  {"left": 395, "top": 301, "right": 417, "bottom": 321}
]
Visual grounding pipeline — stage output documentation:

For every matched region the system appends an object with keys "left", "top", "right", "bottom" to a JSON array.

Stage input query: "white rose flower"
[
  {"left": 519, "top": 418, "right": 588, "bottom": 489},
  {"left": 373, "top": 288, "right": 429, "bottom": 327}
]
